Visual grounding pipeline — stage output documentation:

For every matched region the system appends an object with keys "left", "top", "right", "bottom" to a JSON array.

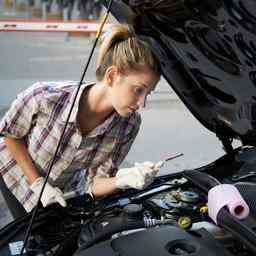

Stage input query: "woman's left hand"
[{"left": 30, "top": 177, "right": 67, "bottom": 208}]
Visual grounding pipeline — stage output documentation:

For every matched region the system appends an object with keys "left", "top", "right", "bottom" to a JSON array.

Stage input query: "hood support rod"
[{"left": 19, "top": 1, "right": 114, "bottom": 255}]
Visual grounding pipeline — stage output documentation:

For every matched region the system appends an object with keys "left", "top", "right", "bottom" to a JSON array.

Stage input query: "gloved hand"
[
  {"left": 115, "top": 161, "right": 161, "bottom": 190},
  {"left": 30, "top": 177, "right": 67, "bottom": 208},
  {"left": 134, "top": 161, "right": 164, "bottom": 170}
]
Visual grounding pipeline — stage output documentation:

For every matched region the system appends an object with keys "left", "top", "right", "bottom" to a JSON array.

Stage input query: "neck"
[{"left": 79, "top": 82, "right": 114, "bottom": 120}]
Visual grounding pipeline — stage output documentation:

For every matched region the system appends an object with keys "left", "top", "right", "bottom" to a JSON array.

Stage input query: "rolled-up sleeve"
[{"left": 0, "top": 83, "right": 42, "bottom": 138}]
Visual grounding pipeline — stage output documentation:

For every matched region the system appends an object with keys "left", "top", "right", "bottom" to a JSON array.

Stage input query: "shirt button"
[{"left": 73, "top": 135, "right": 81, "bottom": 148}]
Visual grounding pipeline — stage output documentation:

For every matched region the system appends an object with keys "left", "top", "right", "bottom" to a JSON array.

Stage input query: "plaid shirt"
[{"left": 0, "top": 81, "right": 141, "bottom": 212}]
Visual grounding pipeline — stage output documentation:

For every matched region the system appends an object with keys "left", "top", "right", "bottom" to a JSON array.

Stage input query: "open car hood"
[{"left": 104, "top": 0, "right": 256, "bottom": 147}]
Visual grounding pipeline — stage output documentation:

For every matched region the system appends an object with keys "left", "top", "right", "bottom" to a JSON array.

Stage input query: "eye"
[{"left": 134, "top": 87, "right": 146, "bottom": 96}]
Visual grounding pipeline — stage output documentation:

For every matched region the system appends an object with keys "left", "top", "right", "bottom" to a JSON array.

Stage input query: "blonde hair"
[{"left": 96, "top": 24, "right": 161, "bottom": 81}]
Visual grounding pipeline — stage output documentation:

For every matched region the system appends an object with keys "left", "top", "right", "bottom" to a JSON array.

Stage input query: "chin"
[
  {"left": 119, "top": 112, "right": 132, "bottom": 118},
  {"left": 122, "top": 111, "right": 134, "bottom": 118},
  {"left": 115, "top": 107, "right": 134, "bottom": 117}
]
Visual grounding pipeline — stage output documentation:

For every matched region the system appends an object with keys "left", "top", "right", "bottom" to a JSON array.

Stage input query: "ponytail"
[{"left": 96, "top": 24, "right": 161, "bottom": 80}]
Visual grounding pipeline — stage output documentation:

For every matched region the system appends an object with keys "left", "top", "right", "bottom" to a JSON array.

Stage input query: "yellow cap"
[
  {"left": 178, "top": 217, "right": 192, "bottom": 230},
  {"left": 200, "top": 206, "right": 208, "bottom": 214}
]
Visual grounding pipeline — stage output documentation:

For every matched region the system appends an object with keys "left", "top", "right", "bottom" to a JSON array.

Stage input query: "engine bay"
[{"left": 1, "top": 147, "right": 256, "bottom": 256}]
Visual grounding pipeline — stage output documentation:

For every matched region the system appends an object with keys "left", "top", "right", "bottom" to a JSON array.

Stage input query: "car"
[{"left": 2, "top": 0, "right": 256, "bottom": 255}]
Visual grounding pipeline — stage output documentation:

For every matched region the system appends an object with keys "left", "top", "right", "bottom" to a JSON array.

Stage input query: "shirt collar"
[
  {"left": 60, "top": 82, "right": 122, "bottom": 136},
  {"left": 88, "top": 111, "right": 120, "bottom": 137},
  {"left": 61, "top": 82, "right": 95, "bottom": 123}
]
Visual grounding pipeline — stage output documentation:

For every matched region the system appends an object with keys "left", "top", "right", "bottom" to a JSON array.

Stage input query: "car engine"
[{"left": 2, "top": 147, "right": 256, "bottom": 256}]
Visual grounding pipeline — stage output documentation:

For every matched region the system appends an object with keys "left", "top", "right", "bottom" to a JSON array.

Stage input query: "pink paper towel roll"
[{"left": 208, "top": 184, "right": 250, "bottom": 224}]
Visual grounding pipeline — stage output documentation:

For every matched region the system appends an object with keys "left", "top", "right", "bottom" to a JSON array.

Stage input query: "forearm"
[
  {"left": 4, "top": 136, "right": 40, "bottom": 185},
  {"left": 91, "top": 176, "right": 119, "bottom": 198}
]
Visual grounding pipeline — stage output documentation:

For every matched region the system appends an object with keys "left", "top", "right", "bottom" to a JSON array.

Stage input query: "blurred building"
[{"left": 3, "top": 0, "right": 103, "bottom": 20}]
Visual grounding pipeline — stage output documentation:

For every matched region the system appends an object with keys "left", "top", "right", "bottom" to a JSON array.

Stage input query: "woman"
[{"left": 0, "top": 24, "right": 161, "bottom": 213}]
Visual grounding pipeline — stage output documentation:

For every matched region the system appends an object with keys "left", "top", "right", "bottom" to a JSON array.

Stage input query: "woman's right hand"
[
  {"left": 115, "top": 161, "right": 160, "bottom": 190},
  {"left": 30, "top": 177, "right": 67, "bottom": 208}
]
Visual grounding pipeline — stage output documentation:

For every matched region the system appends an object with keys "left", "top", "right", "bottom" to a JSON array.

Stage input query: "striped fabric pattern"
[{"left": 0, "top": 81, "right": 141, "bottom": 212}]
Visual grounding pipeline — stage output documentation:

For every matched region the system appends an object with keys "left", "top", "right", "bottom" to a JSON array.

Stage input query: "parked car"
[{"left": 2, "top": 0, "right": 256, "bottom": 255}]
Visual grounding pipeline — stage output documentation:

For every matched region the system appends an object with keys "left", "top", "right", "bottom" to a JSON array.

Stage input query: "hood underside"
[{"left": 105, "top": 0, "right": 256, "bottom": 146}]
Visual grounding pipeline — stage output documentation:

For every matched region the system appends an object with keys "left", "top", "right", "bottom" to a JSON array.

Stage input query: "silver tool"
[{"left": 155, "top": 153, "right": 184, "bottom": 169}]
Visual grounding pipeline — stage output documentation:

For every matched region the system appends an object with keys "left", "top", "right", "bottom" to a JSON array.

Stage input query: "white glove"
[
  {"left": 115, "top": 161, "right": 160, "bottom": 190},
  {"left": 134, "top": 161, "right": 164, "bottom": 170},
  {"left": 30, "top": 177, "right": 67, "bottom": 208}
]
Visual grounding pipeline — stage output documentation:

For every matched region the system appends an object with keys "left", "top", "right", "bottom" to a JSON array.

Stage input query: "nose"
[{"left": 137, "top": 94, "right": 147, "bottom": 108}]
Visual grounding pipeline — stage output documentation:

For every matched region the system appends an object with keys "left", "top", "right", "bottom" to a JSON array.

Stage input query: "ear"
[{"left": 104, "top": 66, "right": 119, "bottom": 87}]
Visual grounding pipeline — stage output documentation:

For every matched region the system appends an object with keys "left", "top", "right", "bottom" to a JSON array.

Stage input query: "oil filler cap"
[{"left": 178, "top": 216, "right": 192, "bottom": 230}]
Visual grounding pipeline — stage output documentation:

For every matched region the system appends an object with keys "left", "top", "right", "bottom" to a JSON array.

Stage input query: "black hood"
[{"left": 104, "top": 0, "right": 256, "bottom": 147}]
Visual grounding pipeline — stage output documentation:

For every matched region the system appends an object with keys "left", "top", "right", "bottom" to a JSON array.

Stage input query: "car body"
[{"left": 2, "top": 0, "right": 256, "bottom": 255}]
